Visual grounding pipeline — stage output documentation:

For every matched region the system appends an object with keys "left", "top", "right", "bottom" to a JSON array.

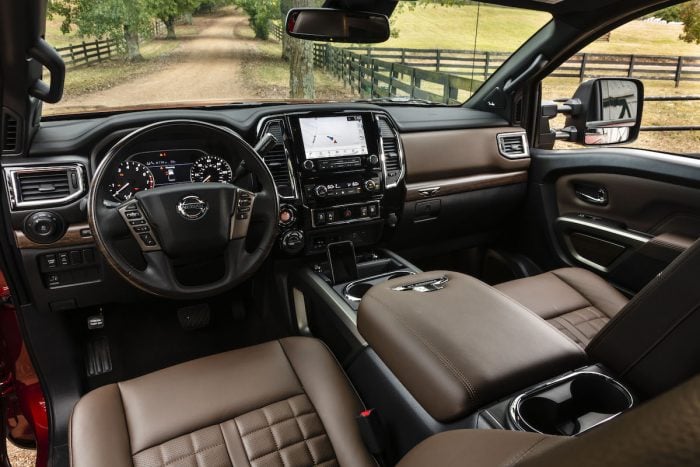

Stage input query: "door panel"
[{"left": 530, "top": 149, "right": 700, "bottom": 293}]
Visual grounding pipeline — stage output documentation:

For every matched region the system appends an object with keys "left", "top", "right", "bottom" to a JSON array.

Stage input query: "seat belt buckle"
[{"left": 355, "top": 408, "right": 385, "bottom": 457}]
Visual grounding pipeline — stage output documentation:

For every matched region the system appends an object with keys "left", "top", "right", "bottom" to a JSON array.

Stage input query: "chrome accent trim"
[
  {"left": 508, "top": 371, "right": 634, "bottom": 436},
  {"left": 310, "top": 200, "right": 381, "bottom": 228},
  {"left": 555, "top": 215, "right": 651, "bottom": 273},
  {"left": 392, "top": 275, "right": 449, "bottom": 292},
  {"left": 497, "top": 132, "right": 530, "bottom": 159},
  {"left": 418, "top": 187, "right": 440, "bottom": 197},
  {"left": 343, "top": 270, "right": 415, "bottom": 302},
  {"left": 376, "top": 114, "right": 406, "bottom": 189},
  {"left": 256, "top": 117, "right": 299, "bottom": 200},
  {"left": 4, "top": 164, "right": 86, "bottom": 210}
]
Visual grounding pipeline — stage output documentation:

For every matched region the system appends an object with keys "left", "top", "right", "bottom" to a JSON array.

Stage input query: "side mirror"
[
  {"left": 565, "top": 78, "right": 644, "bottom": 145},
  {"left": 285, "top": 8, "right": 390, "bottom": 43}
]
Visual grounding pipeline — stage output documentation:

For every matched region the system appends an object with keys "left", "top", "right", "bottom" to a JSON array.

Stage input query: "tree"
[
  {"left": 288, "top": 0, "right": 314, "bottom": 99},
  {"left": 148, "top": 0, "right": 203, "bottom": 39},
  {"left": 680, "top": 1, "right": 700, "bottom": 44},
  {"left": 235, "top": 0, "right": 278, "bottom": 39},
  {"left": 49, "top": 0, "right": 151, "bottom": 60}
]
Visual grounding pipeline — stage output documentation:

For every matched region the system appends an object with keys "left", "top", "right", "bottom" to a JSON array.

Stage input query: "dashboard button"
[
  {"left": 58, "top": 252, "right": 70, "bottom": 266},
  {"left": 360, "top": 206, "right": 369, "bottom": 217},
  {"left": 45, "top": 254, "right": 57, "bottom": 269},
  {"left": 326, "top": 211, "right": 335, "bottom": 223},
  {"left": 70, "top": 250, "right": 83, "bottom": 264},
  {"left": 368, "top": 204, "right": 378, "bottom": 216},
  {"left": 315, "top": 211, "right": 326, "bottom": 226},
  {"left": 343, "top": 209, "right": 353, "bottom": 219}
]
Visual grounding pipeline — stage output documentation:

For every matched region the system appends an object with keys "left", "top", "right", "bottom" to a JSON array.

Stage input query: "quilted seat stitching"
[
  {"left": 247, "top": 433, "right": 329, "bottom": 463},
  {"left": 155, "top": 442, "right": 226, "bottom": 467},
  {"left": 239, "top": 410, "right": 316, "bottom": 438}
]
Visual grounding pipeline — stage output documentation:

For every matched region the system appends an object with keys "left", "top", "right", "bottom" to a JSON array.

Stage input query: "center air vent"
[
  {"left": 259, "top": 120, "right": 296, "bottom": 198},
  {"left": 497, "top": 132, "right": 530, "bottom": 159},
  {"left": 377, "top": 116, "right": 403, "bottom": 188},
  {"left": 5, "top": 165, "right": 86, "bottom": 210},
  {"left": 1, "top": 111, "right": 19, "bottom": 154}
]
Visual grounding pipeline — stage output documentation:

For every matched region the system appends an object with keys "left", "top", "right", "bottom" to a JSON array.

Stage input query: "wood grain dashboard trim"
[
  {"left": 401, "top": 127, "right": 530, "bottom": 184},
  {"left": 406, "top": 171, "right": 528, "bottom": 202},
  {"left": 14, "top": 223, "right": 93, "bottom": 249}
]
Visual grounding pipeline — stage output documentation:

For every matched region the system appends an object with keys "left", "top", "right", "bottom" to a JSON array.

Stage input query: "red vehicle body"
[{"left": 0, "top": 271, "right": 48, "bottom": 467}]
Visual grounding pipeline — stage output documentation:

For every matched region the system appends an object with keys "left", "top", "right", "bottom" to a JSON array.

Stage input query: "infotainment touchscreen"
[{"left": 299, "top": 116, "right": 368, "bottom": 159}]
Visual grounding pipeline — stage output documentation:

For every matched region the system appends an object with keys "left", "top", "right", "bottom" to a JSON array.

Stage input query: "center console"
[{"left": 256, "top": 111, "right": 405, "bottom": 255}]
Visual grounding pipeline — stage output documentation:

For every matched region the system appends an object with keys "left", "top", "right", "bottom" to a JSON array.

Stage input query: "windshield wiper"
[{"left": 353, "top": 97, "right": 444, "bottom": 105}]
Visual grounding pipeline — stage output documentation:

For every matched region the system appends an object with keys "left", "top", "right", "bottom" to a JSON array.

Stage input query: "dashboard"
[{"left": 2, "top": 102, "right": 529, "bottom": 311}]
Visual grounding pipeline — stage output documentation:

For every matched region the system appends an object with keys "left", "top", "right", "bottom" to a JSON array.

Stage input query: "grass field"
[{"left": 384, "top": 4, "right": 700, "bottom": 56}]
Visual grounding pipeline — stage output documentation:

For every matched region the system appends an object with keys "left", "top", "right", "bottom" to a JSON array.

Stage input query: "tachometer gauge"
[
  {"left": 108, "top": 161, "right": 155, "bottom": 202},
  {"left": 190, "top": 155, "right": 233, "bottom": 184}
]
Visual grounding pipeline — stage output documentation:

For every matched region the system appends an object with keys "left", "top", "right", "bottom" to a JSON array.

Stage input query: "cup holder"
[
  {"left": 343, "top": 270, "right": 414, "bottom": 302},
  {"left": 510, "top": 372, "right": 633, "bottom": 436}
]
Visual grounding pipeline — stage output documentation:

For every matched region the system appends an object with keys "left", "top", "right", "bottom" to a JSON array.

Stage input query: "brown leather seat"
[
  {"left": 398, "top": 373, "right": 700, "bottom": 467},
  {"left": 494, "top": 267, "right": 628, "bottom": 348},
  {"left": 69, "top": 337, "right": 375, "bottom": 467}
]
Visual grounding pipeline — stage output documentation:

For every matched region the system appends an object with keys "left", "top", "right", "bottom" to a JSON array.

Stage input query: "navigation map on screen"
[{"left": 299, "top": 116, "right": 368, "bottom": 159}]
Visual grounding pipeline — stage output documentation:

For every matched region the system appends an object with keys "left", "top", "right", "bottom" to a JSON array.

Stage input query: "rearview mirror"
[
  {"left": 565, "top": 78, "right": 644, "bottom": 145},
  {"left": 285, "top": 8, "right": 390, "bottom": 43}
]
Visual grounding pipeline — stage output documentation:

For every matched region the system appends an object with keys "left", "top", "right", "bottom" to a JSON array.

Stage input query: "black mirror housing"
[
  {"left": 565, "top": 78, "right": 644, "bottom": 146},
  {"left": 285, "top": 8, "right": 390, "bottom": 43}
]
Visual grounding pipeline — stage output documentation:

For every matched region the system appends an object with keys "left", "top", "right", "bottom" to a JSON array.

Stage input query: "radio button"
[
  {"left": 368, "top": 204, "right": 378, "bottom": 216},
  {"left": 314, "top": 185, "right": 328, "bottom": 198},
  {"left": 326, "top": 211, "right": 336, "bottom": 222},
  {"left": 303, "top": 160, "right": 314, "bottom": 170}
]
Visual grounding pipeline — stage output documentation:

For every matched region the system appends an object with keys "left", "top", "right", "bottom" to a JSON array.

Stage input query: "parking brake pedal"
[{"left": 177, "top": 304, "right": 211, "bottom": 330}]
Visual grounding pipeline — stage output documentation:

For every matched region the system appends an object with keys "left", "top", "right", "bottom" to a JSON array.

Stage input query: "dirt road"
[{"left": 62, "top": 11, "right": 257, "bottom": 109}]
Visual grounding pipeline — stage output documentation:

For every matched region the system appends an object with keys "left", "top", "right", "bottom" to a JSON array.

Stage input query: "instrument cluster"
[{"left": 107, "top": 149, "right": 234, "bottom": 202}]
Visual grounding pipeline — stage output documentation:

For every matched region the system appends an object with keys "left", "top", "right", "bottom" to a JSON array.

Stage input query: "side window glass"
[{"left": 542, "top": 2, "right": 699, "bottom": 157}]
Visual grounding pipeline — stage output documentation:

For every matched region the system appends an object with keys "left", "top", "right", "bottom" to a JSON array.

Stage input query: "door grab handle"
[{"left": 575, "top": 187, "right": 608, "bottom": 205}]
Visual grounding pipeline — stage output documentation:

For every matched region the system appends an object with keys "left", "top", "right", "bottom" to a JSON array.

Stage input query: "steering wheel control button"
[
  {"left": 139, "top": 233, "right": 157, "bottom": 246},
  {"left": 125, "top": 211, "right": 142, "bottom": 219},
  {"left": 230, "top": 189, "right": 257, "bottom": 239},
  {"left": 133, "top": 226, "right": 150, "bottom": 233},
  {"left": 129, "top": 219, "right": 146, "bottom": 226},
  {"left": 176, "top": 195, "right": 209, "bottom": 221}
]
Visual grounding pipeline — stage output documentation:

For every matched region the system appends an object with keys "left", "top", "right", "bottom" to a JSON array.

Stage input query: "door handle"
[{"left": 575, "top": 185, "right": 608, "bottom": 206}]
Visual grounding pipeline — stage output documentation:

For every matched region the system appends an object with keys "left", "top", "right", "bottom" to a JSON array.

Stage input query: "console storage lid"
[{"left": 357, "top": 271, "right": 587, "bottom": 423}]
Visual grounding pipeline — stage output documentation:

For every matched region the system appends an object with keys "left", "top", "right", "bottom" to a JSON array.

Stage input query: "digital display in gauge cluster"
[{"left": 107, "top": 149, "right": 234, "bottom": 202}]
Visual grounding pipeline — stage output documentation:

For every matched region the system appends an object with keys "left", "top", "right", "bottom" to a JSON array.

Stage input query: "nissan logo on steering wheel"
[{"left": 177, "top": 195, "right": 209, "bottom": 220}]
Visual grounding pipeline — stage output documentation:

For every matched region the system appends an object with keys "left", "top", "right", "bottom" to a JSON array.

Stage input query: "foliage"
[
  {"left": 680, "top": 1, "right": 700, "bottom": 44},
  {"left": 48, "top": 0, "right": 151, "bottom": 40},
  {"left": 147, "top": 0, "right": 202, "bottom": 38},
  {"left": 235, "top": 0, "right": 278, "bottom": 39},
  {"left": 651, "top": 5, "right": 682, "bottom": 22}
]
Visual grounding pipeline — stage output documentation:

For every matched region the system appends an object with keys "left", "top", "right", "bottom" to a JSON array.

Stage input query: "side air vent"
[
  {"left": 5, "top": 165, "right": 86, "bottom": 210},
  {"left": 2, "top": 111, "right": 19, "bottom": 154},
  {"left": 259, "top": 120, "right": 296, "bottom": 198},
  {"left": 497, "top": 132, "right": 530, "bottom": 159},
  {"left": 377, "top": 116, "right": 403, "bottom": 188}
]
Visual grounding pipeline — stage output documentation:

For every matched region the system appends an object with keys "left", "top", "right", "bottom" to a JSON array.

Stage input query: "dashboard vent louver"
[
  {"left": 5, "top": 165, "right": 86, "bottom": 209},
  {"left": 497, "top": 132, "right": 530, "bottom": 159},
  {"left": 260, "top": 120, "right": 295, "bottom": 198},
  {"left": 377, "top": 117, "right": 403, "bottom": 187},
  {"left": 2, "top": 111, "right": 19, "bottom": 153}
]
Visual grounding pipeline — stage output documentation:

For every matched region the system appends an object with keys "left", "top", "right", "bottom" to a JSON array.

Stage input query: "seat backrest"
[
  {"left": 519, "top": 373, "right": 700, "bottom": 467},
  {"left": 587, "top": 239, "right": 700, "bottom": 399}
]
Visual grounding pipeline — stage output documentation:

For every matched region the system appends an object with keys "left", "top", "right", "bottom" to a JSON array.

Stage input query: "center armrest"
[{"left": 357, "top": 270, "right": 587, "bottom": 423}]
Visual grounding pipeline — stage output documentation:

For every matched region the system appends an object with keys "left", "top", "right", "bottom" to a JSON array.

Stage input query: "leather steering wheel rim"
[{"left": 88, "top": 120, "right": 279, "bottom": 299}]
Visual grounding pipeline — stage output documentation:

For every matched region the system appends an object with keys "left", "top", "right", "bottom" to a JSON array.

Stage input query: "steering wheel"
[{"left": 88, "top": 120, "right": 279, "bottom": 299}]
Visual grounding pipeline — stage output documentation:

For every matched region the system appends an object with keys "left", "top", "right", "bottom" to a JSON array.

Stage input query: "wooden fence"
[{"left": 55, "top": 39, "right": 120, "bottom": 69}]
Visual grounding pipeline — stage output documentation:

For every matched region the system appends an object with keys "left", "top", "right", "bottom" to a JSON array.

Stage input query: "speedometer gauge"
[
  {"left": 190, "top": 155, "right": 233, "bottom": 184},
  {"left": 108, "top": 161, "right": 155, "bottom": 202}
]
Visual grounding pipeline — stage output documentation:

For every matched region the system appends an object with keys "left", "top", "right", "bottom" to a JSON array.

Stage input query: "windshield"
[{"left": 42, "top": 1, "right": 551, "bottom": 116}]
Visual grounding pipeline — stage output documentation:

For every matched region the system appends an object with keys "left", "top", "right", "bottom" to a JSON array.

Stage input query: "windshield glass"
[{"left": 42, "top": 1, "right": 551, "bottom": 116}]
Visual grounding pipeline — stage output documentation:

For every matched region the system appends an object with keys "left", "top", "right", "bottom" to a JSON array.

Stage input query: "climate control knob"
[
  {"left": 303, "top": 160, "right": 314, "bottom": 171},
  {"left": 368, "top": 154, "right": 379, "bottom": 166},
  {"left": 314, "top": 185, "right": 328, "bottom": 198},
  {"left": 363, "top": 179, "right": 378, "bottom": 192}
]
